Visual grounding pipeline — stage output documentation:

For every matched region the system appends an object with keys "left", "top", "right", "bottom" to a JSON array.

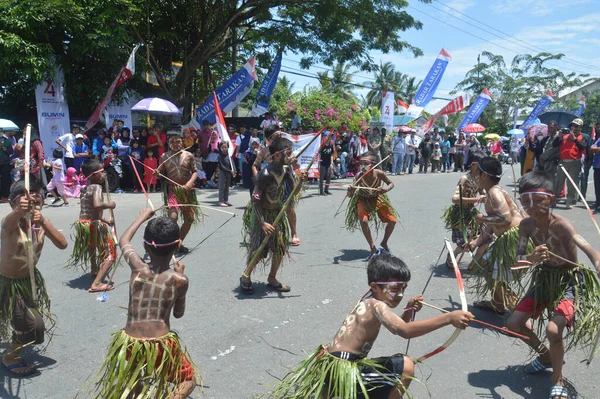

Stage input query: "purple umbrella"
[{"left": 131, "top": 97, "right": 182, "bottom": 115}]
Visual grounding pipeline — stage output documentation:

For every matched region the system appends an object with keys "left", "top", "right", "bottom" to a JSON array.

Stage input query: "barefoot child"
[
  {"left": 67, "top": 159, "right": 117, "bottom": 293},
  {"left": 143, "top": 148, "right": 158, "bottom": 192},
  {"left": 442, "top": 150, "right": 485, "bottom": 268},
  {"left": 156, "top": 131, "right": 200, "bottom": 254},
  {"left": 46, "top": 148, "right": 69, "bottom": 206},
  {"left": 88, "top": 209, "right": 197, "bottom": 398},
  {"left": 465, "top": 156, "right": 530, "bottom": 314},
  {"left": 0, "top": 181, "right": 67, "bottom": 376},
  {"left": 345, "top": 151, "right": 398, "bottom": 260},
  {"left": 507, "top": 172, "right": 600, "bottom": 399},
  {"left": 240, "top": 136, "right": 296, "bottom": 294},
  {"left": 274, "top": 253, "right": 473, "bottom": 398}
]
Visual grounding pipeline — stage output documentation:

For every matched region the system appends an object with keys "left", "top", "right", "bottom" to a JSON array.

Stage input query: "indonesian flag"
[
  {"left": 574, "top": 96, "right": 586, "bottom": 117},
  {"left": 397, "top": 100, "right": 410, "bottom": 113},
  {"left": 84, "top": 44, "right": 140, "bottom": 131},
  {"left": 213, "top": 92, "right": 235, "bottom": 157},
  {"left": 422, "top": 94, "right": 471, "bottom": 133}
]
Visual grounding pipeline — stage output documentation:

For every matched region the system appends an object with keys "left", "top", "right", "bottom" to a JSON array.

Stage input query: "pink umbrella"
[
  {"left": 463, "top": 123, "right": 486, "bottom": 133},
  {"left": 533, "top": 123, "right": 548, "bottom": 137},
  {"left": 393, "top": 126, "right": 412, "bottom": 133}
]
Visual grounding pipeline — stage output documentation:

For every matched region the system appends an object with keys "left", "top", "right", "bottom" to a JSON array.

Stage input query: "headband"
[
  {"left": 143, "top": 238, "right": 181, "bottom": 248},
  {"left": 361, "top": 280, "right": 408, "bottom": 301},
  {"left": 519, "top": 189, "right": 554, "bottom": 198},
  {"left": 85, "top": 168, "right": 104, "bottom": 179},
  {"left": 477, "top": 163, "right": 501, "bottom": 179},
  {"left": 359, "top": 157, "right": 376, "bottom": 164}
]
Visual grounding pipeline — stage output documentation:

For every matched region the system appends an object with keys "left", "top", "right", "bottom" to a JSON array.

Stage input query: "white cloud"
[
  {"left": 490, "top": 0, "right": 591, "bottom": 16},
  {"left": 441, "top": 0, "right": 476, "bottom": 15}
]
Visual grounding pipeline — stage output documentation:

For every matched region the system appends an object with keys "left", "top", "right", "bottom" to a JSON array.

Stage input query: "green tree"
[{"left": 365, "top": 61, "right": 406, "bottom": 107}]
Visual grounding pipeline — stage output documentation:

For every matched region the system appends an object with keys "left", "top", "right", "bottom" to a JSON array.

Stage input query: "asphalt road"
[{"left": 0, "top": 168, "right": 598, "bottom": 399}]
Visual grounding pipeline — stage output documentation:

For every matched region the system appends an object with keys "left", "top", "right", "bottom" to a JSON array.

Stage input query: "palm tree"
[
  {"left": 317, "top": 71, "right": 331, "bottom": 91},
  {"left": 399, "top": 76, "right": 421, "bottom": 105},
  {"left": 278, "top": 75, "right": 295, "bottom": 93},
  {"left": 328, "top": 62, "right": 357, "bottom": 101},
  {"left": 365, "top": 61, "right": 406, "bottom": 108}
]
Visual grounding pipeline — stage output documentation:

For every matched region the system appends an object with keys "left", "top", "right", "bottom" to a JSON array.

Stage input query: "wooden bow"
[{"left": 23, "top": 124, "right": 37, "bottom": 300}]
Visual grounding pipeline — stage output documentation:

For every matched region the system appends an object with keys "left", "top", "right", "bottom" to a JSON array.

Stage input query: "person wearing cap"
[
  {"left": 73, "top": 133, "right": 89, "bottom": 172},
  {"left": 56, "top": 125, "right": 79, "bottom": 168},
  {"left": 552, "top": 118, "right": 587, "bottom": 209},
  {"left": 404, "top": 129, "right": 418, "bottom": 174}
]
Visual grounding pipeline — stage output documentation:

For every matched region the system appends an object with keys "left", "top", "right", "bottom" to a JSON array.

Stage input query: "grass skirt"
[
  {"left": 67, "top": 219, "right": 116, "bottom": 272},
  {"left": 527, "top": 267, "right": 600, "bottom": 355},
  {"left": 87, "top": 330, "right": 198, "bottom": 399},
  {"left": 467, "top": 225, "right": 534, "bottom": 303},
  {"left": 273, "top": 345, "right": 405, "bottom": 399},
  {"left": 0, "top": 270, "right": 53, "bottom": 342},
  {"left": 345, "top": 193, "right": 398, "bottom": 233},
  {"left": 241, "top": 202, "right": 290, "bottom": 269},
  {"left": 441, "top": 204, "right": 481, "bottom": 246},
  {"left": 162, "top": 183, "right": 204, "bottom": 225}
]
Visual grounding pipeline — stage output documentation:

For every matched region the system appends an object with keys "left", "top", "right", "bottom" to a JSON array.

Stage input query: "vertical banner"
[
  {"left": 196, "top": 57, "right": 257, "bottom": 124},
  {"left": 574, "top": 96, "right": 586, "bottom": 118},
  {"left": 251, "top": 52, "right": 283, "bottom": 116},
  {"left": 381, "top": 91, "right": 395, "bottom": 132},
  {"left": 103, "top": 94, "right": 137, "bottom": 128},
  {"left": 422, "top": 94, "right": 470, "bottom": 132},
  {"left": 457, "top": 88, "right": 493, "bottom": 132},
  {"left": 35, "top": 68, "right": 71, "bottom": 158},
  {"left": 521, "top": 90, "right": 554, "bottom": 129},
  {"left": 413, "top": 48, "right": 452, "bottom": 107},
  {"left": 282, "top": 132, "right": 321, "bottom": 178}
]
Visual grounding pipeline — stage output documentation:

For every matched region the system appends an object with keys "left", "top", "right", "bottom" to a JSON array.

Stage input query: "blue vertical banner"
[
  {"left": 195, "top": 57, "right": 257, "bottom": 124},
  {"left": 252, "top": 52, "right": 283, "bottom": 116},
  {"left": 413, "top": 48, "right": 452, "bottom": 107},
  {"left": 521, "top": 90, "right": 555, "bottom": 128},
  {"left": 457, "top": 88, "right": 493, "bottom": 132},
  {"left": 574, "top": 96, "right": 586, "bottom": 117}
]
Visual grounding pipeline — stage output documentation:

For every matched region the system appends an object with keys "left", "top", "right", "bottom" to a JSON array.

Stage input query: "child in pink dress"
[
  {"left": 63, "top": 167, "right": 82, "bottom": 198},
  {"left": 143, "top": 148, "right": 158, "bottom": 192}
]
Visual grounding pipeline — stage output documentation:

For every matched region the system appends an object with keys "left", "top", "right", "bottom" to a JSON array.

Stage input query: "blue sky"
[{"left": 279, "top": 0, "right": 600, "bottom": 113}]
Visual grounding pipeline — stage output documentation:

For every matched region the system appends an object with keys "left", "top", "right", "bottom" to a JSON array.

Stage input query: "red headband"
[{"left": 144, "top": 239, "right": 181, "bottom": 248}]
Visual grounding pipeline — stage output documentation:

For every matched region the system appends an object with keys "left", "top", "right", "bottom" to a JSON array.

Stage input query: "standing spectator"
[
  {"left": 553, "top": 118, "right": 587, "bottom": 209},
  {"left": 182, "top": 128, "right": 196, "bottom": 151},
  {"left": 319, "top": 133, "right": 334, "bottom": 195},
  {"left": 92, "top": 129, "right": 110, "bottom": 157},
  {"left": 260, "top": 112, "right": 276, "bottom": 130},
  {"left": 539, "top": 121, "right": 560, "bottom": 175},
  {"left": 244, "top": 138, "right": 261, "bottom": 195},
  {"left": 129, "top": 139, "right": 145, "bottom": 192},
  {"left": 47, "top": 148, "right": 69, "bottom": 206},
  {"left": 491, "top": 139, "right": 502, "bottom": 158},
  {"left": 431, "top": 128, "right": 442, "bottom": 145},
  {"left": 441, "top": 133, "right": 451, "bottom": 172},
  {"left": 466, "top": 134, "right": 481, "bottom": 168},
  {"left": 522, "top": 130, "right": 536, "bottom": 175},
  {"left": 0, "top": 128, "right": 14, "bottom": 201},
  {"left": 391, "top": 131, "right": 406, "bottom": 175},
  {"left": 197, "top": 119, "right": 213, "bottom": 166},
  {"left": 590, "top": 122, "right": 600, "bottom": 211},
  {"left": 72, "top": 134, "right": 89, "bottom": 172},
  {"left": 380, "top": 128, "right": 391, "bottom": 172},
  {"left": 55, "top": 124, "right": 79, "bottom": 168},
  {"left": 454, "top": 132, "right": 466, "bottom": 172},
  {"left": 431, "top": 142, "right": 442, "bottom": 173},
  {"left": 146, "top": 124, "right": 166, "bottom": 158},
  {"left": 204, "top": 131, "right": 220, "bottom": 181},
  {"left": 139, "top": 127, "right": 149, "bottom": 149},
  {"left": 290, "top": 110, "right": 302, "bottom": 130},
  {"left": 338, "top": 132, "right": 351, "bottom": 177},
  {"left": 237, "top": 127, "right": 257, "bottom": 188},
  {"left": 117, "top": 127, "right": 133, "bottom": 190},
  {"left": 447, "top": 133, "right": 456, "bottom": 170},
  {"left": 510, "top": 136, "right": 521, "bottom": 164},
  {"left": 24, "top": 126, "right": 46, "bottom": 185},
  {"left": 580, "top": 129, "right": 593, "bottom": 200},
  {"left": 418, "top": 132, "right": 433, "bottom": 173},
  {"left": 143, "top": 148, "right": 158, "bottom": 192},
  {"left": 367, "top": 127, "right": 382, "bottom": 165},
  {"left": 404, "top": 129, "right": 418, "bottom": 174},
  {"left": 217, "top": 141, "right": 236, "bottom": 207}
]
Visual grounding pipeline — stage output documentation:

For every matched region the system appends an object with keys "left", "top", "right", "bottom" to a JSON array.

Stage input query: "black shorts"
[{"left": 330, "top": 351, "right": 405, "bottom": 399}]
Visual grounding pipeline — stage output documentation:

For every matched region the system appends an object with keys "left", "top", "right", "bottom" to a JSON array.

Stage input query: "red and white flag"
[
  {"left": 397, "top": 100, "right": 410, "bottom": 113},
  {"left": 84, "top": 44, "right": 140, "bottom": 131},
  {"left": 213, "top": 92, "right": 235, "bottom": 157},
  {"left": 422, "top": 94, "right": 471, "bottom": 133}
]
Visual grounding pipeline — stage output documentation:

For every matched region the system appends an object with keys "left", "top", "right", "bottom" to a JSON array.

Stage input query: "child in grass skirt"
[
  {"left": 507, "top": 171, "right": 600, "bottom": 399},
  {"left": 273, "top": 254, "right": 473, "bottom": 399},
  {"left": 67, "top": 159, "right": 117, "bottom": 293},
  {"left": 441, "top": 150, "right": 485, "bottom": 269},
  {"left": 85, "top": 209, "right": 198, "bottom": 398},
  {"left": 345, "top": 152, "right": 398, "bottom": 261},
  {"left": 0, "top": 180, "right": 67, "bottom": 376}
]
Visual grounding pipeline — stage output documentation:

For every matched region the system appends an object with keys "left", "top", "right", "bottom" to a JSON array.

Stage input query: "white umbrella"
[
  {"left": 131, "top": 97, "right": 182, "bottom": 115},
  {"left": 0, "top": 119, "right": 19, "bottom": 130}
]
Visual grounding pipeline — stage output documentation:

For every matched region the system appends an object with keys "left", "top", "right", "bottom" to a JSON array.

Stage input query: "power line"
[{"left": 433, "top": 0, "right": 600, "bottom": 73}]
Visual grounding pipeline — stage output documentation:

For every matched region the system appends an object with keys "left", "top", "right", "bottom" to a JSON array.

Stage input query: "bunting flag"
[
  {"left": 422, "top": 94, "right": 471, "bottom": 133},
  {"left": 457, "top": 89, "right": 493, "bottom": 132},
  {"left": 521, "top": 90, "right": 555, "bottom": 129},
  {"left": 196, "top": 57, "right": 257, "bottom": 124},
  {"left": 574, "top": 96, "right": 586, "bottom": 118},
  {"left": 251, "top": 52, "right": 282, "bottom": 116},
  {"left": 413, "top": 49, "right": 452, "bottom": 107},
  {"left": 83, "top": 44, "right": 140, "bottom": 131},
  {"left": 213, "top": 92, "right": 235, "bottom": 157}
]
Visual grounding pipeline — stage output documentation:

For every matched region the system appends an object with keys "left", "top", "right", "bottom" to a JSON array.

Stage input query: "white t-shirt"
[
  {"left": 52, "top": 159, "right": 65, "bottom": 182},
  {"left": 260, "top": 119, "right": 277, "bottom": 129},
  {"left": 58, "top": 133, "right": 75, "bottom": 158}
]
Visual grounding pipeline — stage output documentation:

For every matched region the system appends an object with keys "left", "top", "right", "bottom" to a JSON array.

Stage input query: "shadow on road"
[
  {"left": 332, "top": 249, "right": 371, "bottom": 264},
  {"left": 233, "top": 281, "right": 301, "bottom": 300},
  {"left": 0, "top": 350, "right": 57, "bottom": 398},
  {"left": 468, "top": 366, "right": 579, "bottom": 399},
  {"left": 64, "top": 274, "right": 93, "bottom": 290}
]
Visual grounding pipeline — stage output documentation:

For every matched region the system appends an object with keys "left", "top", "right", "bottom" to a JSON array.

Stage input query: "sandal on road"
[
  {"left": 239, "top": 277, "right": 254, "bottom": 295},
  {"left": 291, "top": 237, "right": 300, "bottom": 247},
  {"left": 549, "top": 384, "right": 569, "bottom": 399},
  {"left": 267, "top": 281, "right": 291, "bottom": 292},
  {"left": 2, "top": 361, "right": 36, "bottom": 376},
  {"left": 524, "top": 356, "right": 552, "bottom": 374}
]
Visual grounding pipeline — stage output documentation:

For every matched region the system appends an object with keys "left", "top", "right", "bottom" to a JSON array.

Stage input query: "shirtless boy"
[
  {"left": 346, "top": 152, "right": 397, "bottom": 260},
  {"left": 0, "top": 181, "right": 67, "bottom": 376},
  {"left": 68, "top": 159, "right": 117, "bottom": 293},
  {"left": 274, "top": 253, "right": 473, "bottom": 399},
  {"left": 89, "top": 209, "right": 197, "bottom": 398},
  {"left": 443, "top": 150, "right": 485, "bottom": 268},
  {"left": 507, "top": 171, "right": 600, "bottom": 399},
  {"left": 465, "top": 156, "right": 528, "bottom": 313},
  {"left": 240, "top": 136, "right": 296, "bottom": 294},
  {"left": 156, "top": 133, "right": 199, "bottom": 254},
  {"left": 253, "top": 126, "right": 301, "bottom": 246}
]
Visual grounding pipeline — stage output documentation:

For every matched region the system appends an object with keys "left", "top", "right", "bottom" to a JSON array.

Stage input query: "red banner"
[{"left": 422, "top": 94, "right": 470, "bottom": 133}]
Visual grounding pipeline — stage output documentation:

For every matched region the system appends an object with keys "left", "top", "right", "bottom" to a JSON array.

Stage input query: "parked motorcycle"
[{"left": 104, "top": 154, "right": 123, "bottom": 192}]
